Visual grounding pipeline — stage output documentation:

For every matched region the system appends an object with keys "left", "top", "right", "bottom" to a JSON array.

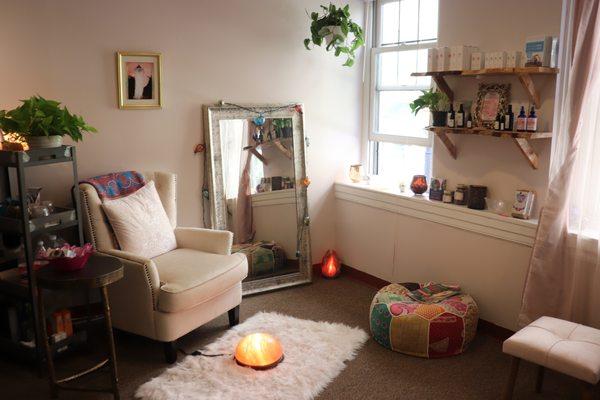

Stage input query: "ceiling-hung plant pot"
[
  {"left": 0, "top": 95, "right": 97, "bottom": 149},
  {"left": 304, "top": 3, "right": 364, "bottom": 67},
  {"left": 409, "top": 89, "right": 450, "bottom": 127}
]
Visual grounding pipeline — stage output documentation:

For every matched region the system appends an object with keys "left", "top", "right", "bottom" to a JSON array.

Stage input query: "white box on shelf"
[
  {"left": 427, "top": 48, "right": 438, "bottom": 72},
  {"left": 436, "top": 47, "right": 450, "bottom": 71},
  {"left": 471, "top": 52, "right": 484, "bottom": 70},
  {"left": 506, "top": 51, "right": 523, "bottom": 68},
  {"left": 551, "top": 36, "right": 559, "bottom": 67},
  {"left": 484, "top": 53, "right": 495, "bottom": 68},
  {"left": 525, "top": 36, "right": 552, "bottom": 67},
  {"left": 449, "top": 45, "right": 473, "bottom": 71}
]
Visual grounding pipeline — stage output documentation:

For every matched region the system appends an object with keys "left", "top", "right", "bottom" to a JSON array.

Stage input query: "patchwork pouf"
[{"left": 369, "top": 282, "right": 479, "bottom": 358}]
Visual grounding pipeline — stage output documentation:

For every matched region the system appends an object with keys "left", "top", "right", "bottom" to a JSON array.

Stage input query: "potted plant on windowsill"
[
  {"left": 409, "top": 89, "right": 450, "bottom": 127},
  {"left": 304, "top": 3, "right": 364, "bottom": 67},
  {"left": 0, "top": 96, "right": 97, "bottom": 149}
]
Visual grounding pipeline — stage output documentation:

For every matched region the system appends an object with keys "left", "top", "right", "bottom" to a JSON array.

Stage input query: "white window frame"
[{"left": 365, "top": 0, "right": 438, "bottom": 172}]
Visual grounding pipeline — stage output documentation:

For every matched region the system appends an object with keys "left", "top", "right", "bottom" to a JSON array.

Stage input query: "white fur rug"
[{"left": 136, "top": 312, "right": 368, "bottom": 400}]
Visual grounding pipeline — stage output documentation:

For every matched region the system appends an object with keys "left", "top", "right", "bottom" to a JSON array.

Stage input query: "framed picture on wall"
[
  {"left": 116, "top": 51, "right": 162, "bottom": 109},
  {"left": 474, "top": 83, "right": 510, "bottom": 128}
]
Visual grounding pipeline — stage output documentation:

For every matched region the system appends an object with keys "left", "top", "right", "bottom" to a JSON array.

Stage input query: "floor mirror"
[{"left": 204, "top": 103, "right": 312, "bottom": 295}]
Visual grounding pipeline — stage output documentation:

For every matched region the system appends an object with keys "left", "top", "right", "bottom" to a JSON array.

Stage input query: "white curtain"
[{"left": 519, "top": 0, "right": 600, "bottom": 328}]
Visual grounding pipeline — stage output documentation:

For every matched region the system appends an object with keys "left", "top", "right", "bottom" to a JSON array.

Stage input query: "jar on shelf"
[
  {"left": 443, "top": 190, "right": 454, "bottom": 203},
  {"left": 454, "top": 184, "right": 468, "bottom": 206}
]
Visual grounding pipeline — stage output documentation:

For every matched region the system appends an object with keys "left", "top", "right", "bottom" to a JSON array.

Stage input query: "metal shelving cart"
[{"left": 0, "top": 145, "right": 83, "bottom": 370}]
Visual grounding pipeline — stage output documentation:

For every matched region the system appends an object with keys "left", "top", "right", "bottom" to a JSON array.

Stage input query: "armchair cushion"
[
  {"left": 174, "top": 227, "right": 233, "bottom": 255},
  {"left": 153, "top": 249, "right": 248, "bottom": 313},
  {"left": 102, "top": 181, "right": 177, "bottom": 259}
]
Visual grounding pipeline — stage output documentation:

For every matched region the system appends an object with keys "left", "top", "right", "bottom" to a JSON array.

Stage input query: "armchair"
[{"left": 79, "top": 171, "right": 248, "bottom": 363}]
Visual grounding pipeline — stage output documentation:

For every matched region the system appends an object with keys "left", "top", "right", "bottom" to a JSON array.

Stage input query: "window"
[{"left": 367, "top": 0, "right": 438, "bottom": 186}]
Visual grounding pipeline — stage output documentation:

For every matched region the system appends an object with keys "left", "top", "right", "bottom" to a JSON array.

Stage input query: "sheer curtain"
[{"left": 519, "top": 0, "right": 600, "bottom": 328}]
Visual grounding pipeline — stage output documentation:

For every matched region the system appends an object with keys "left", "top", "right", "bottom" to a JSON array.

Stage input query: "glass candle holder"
[
  {"left": 410, "top": 175, "right": 428, "bottom": 195},
  {"left": 349, "top": 164, "right": 363, "bottom": 183}
]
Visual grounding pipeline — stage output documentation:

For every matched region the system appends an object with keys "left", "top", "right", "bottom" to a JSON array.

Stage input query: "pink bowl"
[{"left": 48, "top": 252, "right": 92, "bottom": 272}]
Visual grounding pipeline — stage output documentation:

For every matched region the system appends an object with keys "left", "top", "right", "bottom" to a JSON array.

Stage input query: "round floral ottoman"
[{"left": 370, "top": 282, "right": 479, "bottom": 358}]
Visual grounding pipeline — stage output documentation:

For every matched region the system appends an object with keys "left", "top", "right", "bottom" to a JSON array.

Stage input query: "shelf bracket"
[
  {"left": 243, "top": 146, "right": 268, "bottom": 165},
  {"left": 517, "top": 73, "right": 541, "bottom": 109},
  {"left": 435, "top": 130, "right": 457, "bottom": 159},
  {"left": 273, "top": 140, "right": 292, "bottom": 159},
  {"left": 513, "top": 138, "right": 539, "bottom": 169},
  {"left": 432, "top": 75, "right": 454, "bottom": 102}
]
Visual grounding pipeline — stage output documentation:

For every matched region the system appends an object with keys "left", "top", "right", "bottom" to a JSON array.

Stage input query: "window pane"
[
  {"left": 419, "top": 0, "right": 438, "bottom": 41},
  {"left": 376, "top": 142, "right": 432, "bottom": 187},
  {"left": 377, "top": 49, "right": 430, "bottom": 88},
  {"left": 380, "top": 1, "right": 399, "bottom": 45},
  {"left": 377, "top": 90, "right": 430, "bottom": 137},
  {"left": 399, "top": 0, "right": 419, "bottom": 43}
]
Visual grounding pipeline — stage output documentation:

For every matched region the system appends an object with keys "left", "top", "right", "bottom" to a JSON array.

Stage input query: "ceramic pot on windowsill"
[
  {"left": 431, "top": 111, "right": 447, "bottom": 127},
  {"left": 26, "top": 135, "right": 64, "bottom": 149}
]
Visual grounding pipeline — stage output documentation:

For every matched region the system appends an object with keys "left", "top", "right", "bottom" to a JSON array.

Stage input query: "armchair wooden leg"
[
  {"left": 535, "top": 365, "right": 545, "bottom": 393},
  {"left": 228, "top": 305, "right": 240, "bottom": 327},
  {"left": 504, "top": 357, "right": 520, "bottom": 400},
  {"left": 581, "top": 382, "right": 595, "bottom": 400},
  {"left": 163, "top": 341, "right": 178, "bottom": 364}
]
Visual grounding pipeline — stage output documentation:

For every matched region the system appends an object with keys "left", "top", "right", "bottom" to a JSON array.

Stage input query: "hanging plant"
[{"left": 304, "top": 3, "right": 364, "bottom": 67}]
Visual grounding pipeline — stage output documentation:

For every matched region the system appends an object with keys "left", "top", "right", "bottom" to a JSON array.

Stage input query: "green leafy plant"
[
  {"left": 304, "top": 3, "right": 364, "bottom": 67},
  {"left": 0, "top": 95, "right": 97, "bottom": 142},
  {"left": 409, "top": 89, "right": 450, "bottom": 114}
]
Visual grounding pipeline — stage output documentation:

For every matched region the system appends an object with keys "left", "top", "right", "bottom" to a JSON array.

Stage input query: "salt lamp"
[
  {"left": 234, "top": 333, "right": 284, "bottom": 370},
  {"left": 410, "top": 175, "right": 428, "bottom": 195},
  {"left": 321, "top": 249, "right": 341, "bottom": 279}
]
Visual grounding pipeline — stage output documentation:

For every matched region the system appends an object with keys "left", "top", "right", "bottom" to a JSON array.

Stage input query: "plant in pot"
[
  {"left": 409, "top": 89, "right": 450, "bottom": 127},
  {"left": 304, "top": 3, "right": 364, "bottom": 67},
  {"left": 0, "top": 96, "right": 97, "bottom": 149}
]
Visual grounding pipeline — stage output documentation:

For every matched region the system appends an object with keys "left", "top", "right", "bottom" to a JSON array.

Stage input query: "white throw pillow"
[{"left": 102, "top": 181, "right": 177, "bottom": 259}]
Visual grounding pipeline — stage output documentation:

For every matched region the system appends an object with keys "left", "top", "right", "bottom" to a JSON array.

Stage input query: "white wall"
[{"left": 0, "top": 0, "right": 364, "bottom": 262}]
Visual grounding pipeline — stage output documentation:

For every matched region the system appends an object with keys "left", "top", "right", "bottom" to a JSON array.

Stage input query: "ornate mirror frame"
[{"left": 203, "top": 103, "right": 312, "bottom": 295}]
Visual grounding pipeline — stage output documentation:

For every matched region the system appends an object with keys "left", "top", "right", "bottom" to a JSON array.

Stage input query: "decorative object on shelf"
[
  {"left": 348, "top": 164, "right": 363, "bottom": 183},
  {"left": 527, "top": 106, "right": 538, "bottom": 132},
  {"left": 409, "top": 89, "right": 449, "bottom": 127},
  {"left": 321, "top": 249, "right": 341, "bottom": 279},
  {"left": 429, "top": 177, "right": 446, "bottom": 201},
  {"left": 454, "top": 184, "right": 468, "bottom": 206},
  {"left": 410, "top": 175, "right": 428, "bottom": 195},
  {"left": 304, "top": 3, "right": 364, "bottom": 67},
  {"left": 516, "top": 105, "right": 528, "bottom": 131},
  {"left": 0, "top": 96, "right": 97, "bottom": 148},
  {"left": 486, "top": 198, "right": 508, "bottom": 215},
  {"left": 506, "top": 51, "right": 524, "bottom": 68},
  {"left": 467, "top": 185, "right": 487, "bottom": 210},
  {"left": 39, "top": 243, "right": 94, "bottom": 273},
  {"left": 436, "top": 46, "right": 450, "bottom": 71},
  {"left": 485, "top": 51, "right": 507, "bottom": 68},
  {"left": 116, "top": 51, "right": 162, "bottom": 109},
  {"left": 427, "top": 48, "right": 438, "bottom": 72},
  {"left": 511, "top": 190, "right": 535, "bottom": 220},
  {"left": 449, "top": 45, "right": 478, "bottom": 71},
  {"left": 443, "top": 190, "right": 454, "bottom": 204},
  {"left": 471, "top": 52, "right": 484, "bottom": 69},
  {"left": 525, "top": 36, "right": 553, "bottom": 67},
  {"left": 474, "top": 83, "right": 511, "bottom": 128},
  {"left": 234, "top": 332, "right": 284, "bottom": 370}
]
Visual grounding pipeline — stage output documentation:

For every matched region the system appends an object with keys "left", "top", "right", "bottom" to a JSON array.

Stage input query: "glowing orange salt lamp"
[
  {"left": 234, "top": 333, "right": 284, "bottom": 370},
  {"left": 321, "top": 249, "right": 341, "bottom": 279}
]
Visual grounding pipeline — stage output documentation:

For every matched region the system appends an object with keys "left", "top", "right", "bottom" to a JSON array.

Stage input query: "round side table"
[{"left": 36, "top": 253, "right": 123, "bottom": 399}]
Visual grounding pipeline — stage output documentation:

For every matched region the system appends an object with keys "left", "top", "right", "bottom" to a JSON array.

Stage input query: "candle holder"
[
  {"left": 349, "top": 164, "right": 363, "bottom": 183},
  {"left": 410, "top": 175, "right": 428, "bottom": 195}
]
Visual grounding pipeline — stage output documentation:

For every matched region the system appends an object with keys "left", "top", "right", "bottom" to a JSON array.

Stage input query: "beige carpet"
[{"left": 0, "top": 275, "right": 585, "bottom": 399}]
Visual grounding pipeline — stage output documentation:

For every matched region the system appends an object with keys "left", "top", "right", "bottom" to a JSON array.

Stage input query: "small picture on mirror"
[{"left": 474, "top": 83, "right": 510, "bottom": 128}]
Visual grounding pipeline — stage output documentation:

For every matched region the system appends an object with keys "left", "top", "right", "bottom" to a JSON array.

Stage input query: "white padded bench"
[{"left": 503, "top": 316, "right": 600, "bottom": 399}]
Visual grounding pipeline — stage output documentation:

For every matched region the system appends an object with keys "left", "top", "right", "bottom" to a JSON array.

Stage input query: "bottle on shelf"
[
  {"left": 500, "top": 113, "right": 505, "bottom": 131},
  {"left": 466, "top": 113, "right": 473, "bottom": 128},
  {"left": 516, "top": 106, "right": 528, "bottom": 131},
  {"left": 494, "top": 112, "right": 501, "bottom": 130},
  {"left": 527, "top": 106, "right": 538, "bottom": 132},
  {"left": 447, "top": 104, "right": 455, "bottom": 128},
  {"left": 456, "top": 104, "right": 465, "bottom": 128},
  {"left": 504, "top": 104, "right": 514, "bottom": 131}
]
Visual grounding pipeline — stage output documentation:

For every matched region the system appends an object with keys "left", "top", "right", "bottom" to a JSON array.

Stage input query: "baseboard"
[{"left": 312, "top": 263, "right": 514, "bottom": 341}]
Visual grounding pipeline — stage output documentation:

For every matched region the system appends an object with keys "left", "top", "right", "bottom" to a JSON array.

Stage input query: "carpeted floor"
[{"left": 0, "top": 275, "right": 584, "bottom": 399}]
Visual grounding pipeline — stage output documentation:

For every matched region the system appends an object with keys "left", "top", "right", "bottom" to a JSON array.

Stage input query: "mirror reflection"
[{"left": 219, "top": 118, "right": 298, "bottom": 282}]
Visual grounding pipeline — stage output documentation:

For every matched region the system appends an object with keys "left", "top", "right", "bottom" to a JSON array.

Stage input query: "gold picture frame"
[
  {"left": 474, "top": 83, "right": 510, "bottom": 128},
  {"left": 116, "top": 51, "right": 162, "bottom": 109}
]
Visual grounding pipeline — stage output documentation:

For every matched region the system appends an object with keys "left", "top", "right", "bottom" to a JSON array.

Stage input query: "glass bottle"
[
  {"left": 516, "top": 106, "right": 528, "bottom": 131},
  {"left": 527, "top": 106, "right": 538, "bottom": 132},
  {"left": 447, "top": 104, "right": 455, "bottom": 128},
  {"left": 504, "top": 104, "right": 514, "bottom": 131},
  {"left": 456, "top": 104, "right": 465, "bottom": 128}
]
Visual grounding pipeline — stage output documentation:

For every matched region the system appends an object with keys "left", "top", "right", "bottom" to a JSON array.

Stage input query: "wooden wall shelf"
[
  {"left": 411, "top": 67, "right": 559, "bottom": 108},
  {"left": 426, "top": 126, "right": 552, "bottom": 169}
]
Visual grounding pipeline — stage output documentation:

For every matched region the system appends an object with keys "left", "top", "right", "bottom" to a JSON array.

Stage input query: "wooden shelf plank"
[
  {"left": 426, "top": 126, "right": 552, "bottom": 139},
  {"left": 411, "top": 67, "right": 559, "bottom": 77}
]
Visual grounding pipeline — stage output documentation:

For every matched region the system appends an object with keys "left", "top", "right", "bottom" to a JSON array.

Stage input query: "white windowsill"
[{"left": 335, "top": 181, "right": 539, "bottom": 247}]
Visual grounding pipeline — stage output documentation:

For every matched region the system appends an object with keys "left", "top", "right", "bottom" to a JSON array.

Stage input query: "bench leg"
[
  {"left": 535, "top": 365, "right": 545, "bottom": 393},
  {"left": 504, "top": 357, "right": 521, "bottom": 400}
]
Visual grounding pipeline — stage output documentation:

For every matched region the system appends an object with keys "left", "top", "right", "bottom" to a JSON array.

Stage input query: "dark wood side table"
[{"left": 36, "top": 253, "right": 123, "bottom": 399}]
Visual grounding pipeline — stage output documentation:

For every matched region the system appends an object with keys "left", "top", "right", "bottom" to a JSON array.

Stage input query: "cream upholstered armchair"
[{"left": 79, "top": 171, "right": 248, "bottom": 363}]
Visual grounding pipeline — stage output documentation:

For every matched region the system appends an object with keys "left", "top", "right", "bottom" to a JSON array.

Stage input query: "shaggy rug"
[{"left": 136, "top": 312, "right": 368, "bottom": 400}]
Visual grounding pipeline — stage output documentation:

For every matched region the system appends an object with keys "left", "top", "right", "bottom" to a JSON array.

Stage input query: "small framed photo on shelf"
[
  {"left": 511, "top": 190, "right": 535, "bottom": 219},
  {"left": 474, "top": 83, "right": 510, "bottom": 128},
  {"left": 116, "top": 51, "right": 162, "bottom": 109}
]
